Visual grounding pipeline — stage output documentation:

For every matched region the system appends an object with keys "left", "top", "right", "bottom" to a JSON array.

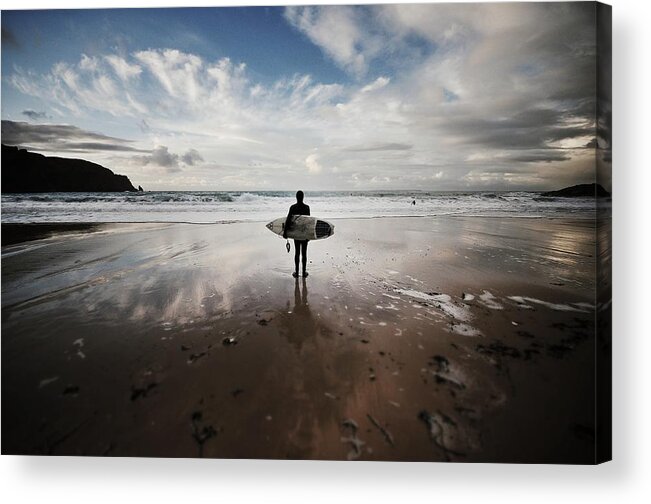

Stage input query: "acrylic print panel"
[{"left": 0, "top": 2, "right": 612, "bottom": 463}]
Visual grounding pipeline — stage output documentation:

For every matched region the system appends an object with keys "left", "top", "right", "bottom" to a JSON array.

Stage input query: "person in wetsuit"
[{"left": 283, "top": 190, "right": 310, "bottom": 278}]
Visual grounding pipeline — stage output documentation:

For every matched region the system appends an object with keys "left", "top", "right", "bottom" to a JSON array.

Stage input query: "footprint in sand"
[{"left": 340, "top": 419, "right": 365, "bottom": 460}]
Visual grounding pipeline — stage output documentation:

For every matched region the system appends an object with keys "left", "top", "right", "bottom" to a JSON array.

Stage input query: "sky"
[{"left": 1, "top": 3, "right": 609, "bottom": 191}]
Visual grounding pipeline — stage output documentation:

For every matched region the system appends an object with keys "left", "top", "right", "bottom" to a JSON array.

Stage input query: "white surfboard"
[{"left": 266, "top": 215, "right": 335, "bottom": 241}]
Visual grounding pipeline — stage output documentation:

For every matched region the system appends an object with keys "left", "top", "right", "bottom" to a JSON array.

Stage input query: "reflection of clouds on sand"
[{"left": 6, "top": 223, "right": 276, "bottom": 331}]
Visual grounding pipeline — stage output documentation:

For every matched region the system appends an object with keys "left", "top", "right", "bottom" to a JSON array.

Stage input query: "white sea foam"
[
  {"left": 508, "top": 296, "right": 589, "bottom": 312},
  {"left": 448, "top": 324, "right": 482, "bottom": 337},
  {"left": 395, "top": 289, "right": 450, "bottom": 302},
  {"left": 479, "top": 290, "right": 503, "bottom": 310},
  {"left": 0, "top": 190, "right": 599, "bottom": 224},
  {"left": 394, "top": 289, "right": 471, "bottom": 322},
  {"left": 38, "top": 376, "right": 59, "bottom": 389}
]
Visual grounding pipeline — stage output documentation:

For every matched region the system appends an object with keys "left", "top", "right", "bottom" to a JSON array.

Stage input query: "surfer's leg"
[
  {"left": 301, "top": 241, "right": 308, "bottom": 276},
  {"left": 293, "top": 240, "right": 300, "bottom": 276}
]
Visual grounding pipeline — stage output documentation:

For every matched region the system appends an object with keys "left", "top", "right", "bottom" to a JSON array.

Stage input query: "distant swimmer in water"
[
  {"left": 283, "top": 190, "right": 311, "bottom": 278},
  {"left": 412, "top": 199, "right": 416, "bottom": 205}
]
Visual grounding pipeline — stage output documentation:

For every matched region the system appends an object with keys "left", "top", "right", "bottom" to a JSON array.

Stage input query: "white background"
[{"left": 1, "top": 0, "right": 649, "bottom": 502}]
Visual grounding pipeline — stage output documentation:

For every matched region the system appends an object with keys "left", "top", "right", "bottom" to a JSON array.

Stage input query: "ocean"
[{"left": 0, "top": 191, "right": 601, "bottom": 224}]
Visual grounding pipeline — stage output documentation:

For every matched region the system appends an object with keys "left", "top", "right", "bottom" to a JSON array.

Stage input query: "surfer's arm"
[{"left": 283, "top": 207, "right": 294, "bottom": 238}]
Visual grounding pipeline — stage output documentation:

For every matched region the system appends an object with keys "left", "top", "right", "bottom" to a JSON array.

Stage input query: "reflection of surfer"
[
  {"left": 282, "top": 276, "right": 313, "bottom": 351},
  {"left": 284, "top": 190, "right": 311, "bottom": 278},
  {"left": 295, "top": 276, "right": 308, "bottom": 308}
]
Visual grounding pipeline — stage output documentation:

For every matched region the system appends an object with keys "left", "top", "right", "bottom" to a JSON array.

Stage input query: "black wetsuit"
[{"left": 284, "top": 202, "right": 310, "bottom": 276}]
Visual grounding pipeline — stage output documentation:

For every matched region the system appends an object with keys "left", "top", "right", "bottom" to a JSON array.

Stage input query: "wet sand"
[{"left": 1, "top": 217, "right": 600, "bottom": 462}]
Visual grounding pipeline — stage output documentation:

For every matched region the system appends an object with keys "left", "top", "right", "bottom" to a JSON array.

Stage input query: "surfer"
[{"left": 284, "top": 190, "right": 311, "bottom": 278}]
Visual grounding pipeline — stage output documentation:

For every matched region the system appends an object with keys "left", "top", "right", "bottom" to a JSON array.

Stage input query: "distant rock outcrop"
[
  {"left": 1, "top": 144, "right": 137, "bottom": 193},
  {"left": 541, "top": 183, "right": 610, "bottom": 198}
]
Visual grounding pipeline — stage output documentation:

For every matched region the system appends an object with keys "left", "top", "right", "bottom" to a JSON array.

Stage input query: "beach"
[{"left": 1, "top": 216, "right": 599, "bottom": 462}]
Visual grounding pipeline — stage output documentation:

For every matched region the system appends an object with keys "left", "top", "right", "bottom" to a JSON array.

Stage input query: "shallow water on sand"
[{"left": 1, "top": 217, "right": 600, "bottom": 462}]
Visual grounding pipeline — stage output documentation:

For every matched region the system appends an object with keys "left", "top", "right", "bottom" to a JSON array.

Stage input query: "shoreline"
[{"left": 2, "top": 214, "right": 598, "bottom": 245}]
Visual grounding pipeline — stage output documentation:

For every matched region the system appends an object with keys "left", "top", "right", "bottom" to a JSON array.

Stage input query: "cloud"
[
  {"left": 6, "top": 3, "right": 602, "bottom": 190},
  {"left": 344, "top": 142, "right": 412, "bottom": 152},
  {"left": 305, "top": 153, "right": 322, "bottom": 174},
  {"left": 507, "top": 152, "right": 572, "bottom": 164},
  {"left": 131, "top": 146, "right": 204, "bottom": 173},
  {"left": 133, "top": 145, "right": 181, "bottom": 172},
  {"left": 104, "top": 55, "right": 142, "bottom": 82},
  {"left": 1, "top": 120, "right": 146, "bottom": 153},
  {"left": 1, "top": 28, "right": 19, "bottom": 49},
  {"left": 361, "top": 77, "right": 390, "bottom": 93},
  {"left": 21, "top": 110, "right": 49, "bottom": 120},
  {"left": 181, "top": 149, "right": 203, "bottom": 166},
  {"left": 284, "top": 6, "right": 377, "bottom": 77},
  {"left": 9, "top": 54, "right": 148, "bottom": 117},
  {"left": 134, "top": 49, "right": 203, "bottom": 102}
]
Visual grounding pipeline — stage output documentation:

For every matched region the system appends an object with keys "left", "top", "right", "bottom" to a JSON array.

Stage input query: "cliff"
[
  {"left": 1, "top": 144, "right": 137, "bottom": 193},
  {"left": 541, "top": 183, "right": 610, "bottom": 198}
]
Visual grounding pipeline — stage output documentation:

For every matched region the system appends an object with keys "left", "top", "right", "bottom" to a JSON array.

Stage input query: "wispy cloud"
[
  {"left": 284, "top": 6, "right": 378, "bottom": 77},
  {"left": 104, "top": 55, "right": 142, "bottom": 82},
  {"left": 9, "top": 54, "right": 147, "bottom": 117},
  {"left": 134, "top": 49, "right": 203, "bottom": 102}
]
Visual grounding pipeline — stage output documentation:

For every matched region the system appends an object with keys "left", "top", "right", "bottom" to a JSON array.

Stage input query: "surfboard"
[{"left": 266, "top": 215, "right": 335, "bottom": 241}]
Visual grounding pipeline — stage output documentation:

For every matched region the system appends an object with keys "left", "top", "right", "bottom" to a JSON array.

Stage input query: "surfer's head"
[{"left": 296, "top": 190, "right": 304, "bottom": 202}]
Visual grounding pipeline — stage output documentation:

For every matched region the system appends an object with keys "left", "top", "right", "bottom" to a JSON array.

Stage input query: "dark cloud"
[
  {"left": 37, "top": 142, "right": 149, "bottom": 153},
  {"left": 21, "top": 110, "right": 49, "bottom": 121},
  {"left": 344, "top": 142, "right": 413, "bottom": 152},
  {"left": 1, "top": 28, "right": 19, "bottom": 49},
  {"left": 149, "top": 146, "right": 178, "bottom": 167},
  {"left": 438, "top": 108, "right": 593, "bottom": 152},
  {"left": 384, "top": 2, "right": 599, "bottom": 183},
  {"left": 508, "top": 152, "right": 571, "bottom": 164},
  {"left": 181, "top": 148, "right": 203, "bottom": 166},
  {"left": 132, "top": 146, "right": 204, "bottom": 172},
  {"left": 1, "top": 120, "right": 147, "bottom": 153},
  {"left": 133, "top": 146, "right": 182, "bottom": 173},
  {"left": 596, "top": 3, "right": 612, "bottom": 190}
]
